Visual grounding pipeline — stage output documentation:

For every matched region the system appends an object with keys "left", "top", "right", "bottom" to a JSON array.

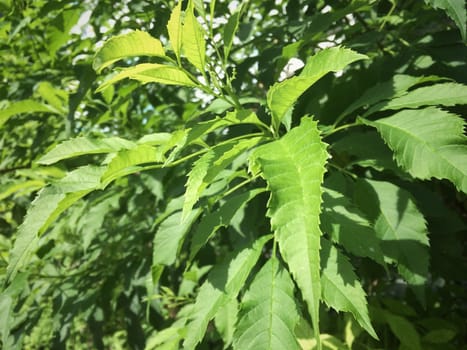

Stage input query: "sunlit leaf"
[
  {"left": 38, "top": 136, "right": 136, "bottom": 165},
  {"left": 0, "top": 100, "right": 60, "bottom": 128},
  {"left": 363, "top": 107, "right": 467, "bottom": 193},
  {"left": 267, "top": 47, "right": 367, "bottom": 130},
  {"left": 93, "top": 30, "right": 166, "bottom": 73},
  {"left": 182, "top": 1, "right": 206, "bottom": 72},
  {"left": 251, "top": 117, "right": 329, "bottom": 345},
  {"left": 167, "top": 0, "right": 183, "bottom": 63},
  {"left": 223, "top": 9, "right": 241, "bottom": 60},
  {"left": 233, "top": 258, "right": 301, "bottom": 350},
  {"left": 96, "top": 63, "right": 197, "bottom": 92}
]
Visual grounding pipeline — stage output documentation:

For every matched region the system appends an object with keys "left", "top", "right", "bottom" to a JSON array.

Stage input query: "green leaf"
[
  {"left": 183, "top": 235, "right": 272, "bottom": 349},
  {"left": 183, "top": 137, "right": 262, "bottom": 219},
  {"left": 233, "top": 258, "right": 301, "bottom": 350},
  {"left": 425, "top": 0, "right": 466, "bottom": 40},
  {"left": 96, "top": 63, "right": 198, "bottom": 92},
  {"left": 384, "top": 311, "right": 422, "bottom": 350},
  {"left": 167, "top": 0, "right": 183, "bottom": 63},
  {"left": 189, "top": 188, "right": 265, "bottom": 261},
  {"left": 182, "top": 1, "right": 206, "bottom": 72},
  {"left": 93, "top": 30, "right": 166, "bottom": 73},
  {"left": 5, "top": 165, "right": 104, "bottom": 285},
  {"left": 321, "top": 187, "right": 385, "bottom": 266},
  {"left": 214, "top": 298, "right": 238, "bottom": 348},
  {"left": 101, "top": 144, "right": 165, "bottom": 188},
  {"left": 153, "top": 209, "right": 201, "bottom": 266},
  {"left": 372, "top": 82, "right": 467, "bottom": 112},
  {"left": 267, "top": 47, "right": 367, "bottom": 130},
  {"left": 223, "top": 9, "right": 241, "bottom": 60},
  {"left": 362, "top": 107, "right": 467, "bottom": 193},
  {"left": 0, "top": 100, "right": 60, "bottom": 128},
  {"left": 251, "top": 117, "right": 329, "bottom": 345},
  {"left": 38, "top": 136, "right": 136, "bottom": 165},
  {"left": 355, "top": 179, "right": 429, "bottom": 305},
  {"left": 320, "top": 239, "right": 378, "bottom": 339}
]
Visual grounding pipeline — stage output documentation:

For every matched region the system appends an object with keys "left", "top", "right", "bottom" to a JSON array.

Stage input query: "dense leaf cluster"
[{"left": 1, "top": 0, "right": 466, "bottom": 349}]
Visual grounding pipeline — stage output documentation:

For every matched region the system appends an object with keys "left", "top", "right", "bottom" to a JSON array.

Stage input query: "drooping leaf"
[
  {"left": 321, "top": 187, "right": 385, "bottom": 266},
  {"left": 362, "top": 107, "right": 467, "bottom": 193},
  {"left": 5, "top": 166, "right": 105, "bottom": 285},
  {"left": 38, "top": 136, "right": 136, "bottom": 165},
  {"left": 152, "top": 209, "right": 201, "bottom": 266},
  {"left": 355, "top": 179, "right": 429, "bottom": 305},
  {"left": 167, "top": 0, "right": 183, "bottom": 63},
  {"left": 183, "top": 235, "right": 272, "bottom": 349},
  {"left": 189, "top": 188, "right": 265, "bottom": 261},
  {"left": 101, "top": 144, "right": 165, "bottom": 188},
  {"left": 0, "top": 100, "right": 60, "bottom": 127},
  {"left": 320, "top": 239, "right": 378, "bottom": 339},
  {"left": 425, "top": 0, "right": 466, "bottom": 40},
  {"left": 370, "top": 82, "right": 467, "bottom": 112},
  {"left": 251, "top": 117, "right": 329, "bottom": 345},
  {"left": 93, "top": 30, "right": 166, "bottom": 73},
  {"left": 267, "top": 47, "right": 367, "bottom": 130},
  {"left": 182, "top": 1, "right": 206, "bottom": 72},
  {"left": 183, "top": 137, "right": 263, "bottom": 219},
  {"left": 96, "top": 63, "right": 197, "bottom": 92},
  {"left": 233, "top": 258, "right": 301, "bottom": 350}
]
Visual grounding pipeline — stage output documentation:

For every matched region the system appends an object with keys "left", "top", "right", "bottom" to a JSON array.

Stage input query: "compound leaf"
[{"left": 251, "top": 117, "right": 329, "bottom": 345}]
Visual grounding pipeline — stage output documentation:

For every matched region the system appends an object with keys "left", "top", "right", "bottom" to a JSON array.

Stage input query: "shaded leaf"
[
  {"left": 320, "top": 239, "right": 378, "bottom": 339},
  {"left": 363, "top": 107, "right": 467, "bottom": 193},
  {"left": 93, "top": 30, "right": 165, "bottom": 73},
  {"left": 355, "top": 179, "right": 429, "bottom": 305},
  {"left": 223, "top": 10, "right": 241, "bottom": 60},
  {"left": 251, "top": 117, "right": 329, "bottom": 344},
  {"left": 183, "top": 235, "right": 272, "bottom": 349},
  {"left": 425, "top": 0, "right": 466, "bottom": 40},
  {"left": 233, "top": 258, "right": 301, "bottom": 350},
  {"left": 0, "top": 100, "right": 60, "bottom": 127}
]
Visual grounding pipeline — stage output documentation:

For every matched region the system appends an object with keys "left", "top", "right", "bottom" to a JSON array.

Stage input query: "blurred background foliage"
[{"left": 0, "top": 0, "right": 466, "bottom": 349}]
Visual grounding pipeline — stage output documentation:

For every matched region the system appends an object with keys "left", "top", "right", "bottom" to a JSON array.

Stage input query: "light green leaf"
[
  {"left": 101, "top": 144, "right": 165, "bottom": 188},
  {"left": 251, "top": 117, "right": 329, "bottom": 345},
  {"left": 425, "top": 0, "right": 466, "bottom": 40},
  {"left": 372, "top": 82, "right": 467, "bottom": 112},
  {"left": 5, "top": 165, "right": 104, "bottom": 285},
  {"left": 167, "top": 0, "right": 183, "bottom": 63},
  {"left": 321, "top": 187, "right": 385, "bottom": 266},
  {"left": 182, "top": 0, "right": 206, "bottom": 72},
  {"left": 320, "top": 239, "right": 378, "bottom": 339},
  {"left": 355, "top": 179, "right": 429, "bottom": 305},
  {"left": 189, "top": 188, "right": 265, "bottom": 261},
  {"left": 96, "top": 63, "right": 197, "bottom": 92},
  {"left": 93, "top": 30, "right": 166, "bottom": 73},
  {"left": 267, "top": 47, "right": 367, "bottom": 130},
  {"left": 153, "top": 209, "right": 201, "bottom": 266},
  {"left": 233, "top": 258, "right": 301, "bottom": 350},
  {"left": 183, "top": 137, "right": 262, "bottom": 219},
  {"left": 183, "top": 235, "right": 272, "bottom": 349},
  {"left": 0, "top": 180, "right": 45, "bottom": 201},
  {"left": 223, "top": 10, "right": 241, "bottom": 60},
  {"left": 363, "top": 107, "right": 467, "bottom": 193},
  {"left": 214, "top": 298, "right": 238, "bottom": 348},
  {"left": 38, "top": 136, "right": 136, "bottom": 165},
  {"left": 0, "top": 100, "right": 60, "bottom": 128}
]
